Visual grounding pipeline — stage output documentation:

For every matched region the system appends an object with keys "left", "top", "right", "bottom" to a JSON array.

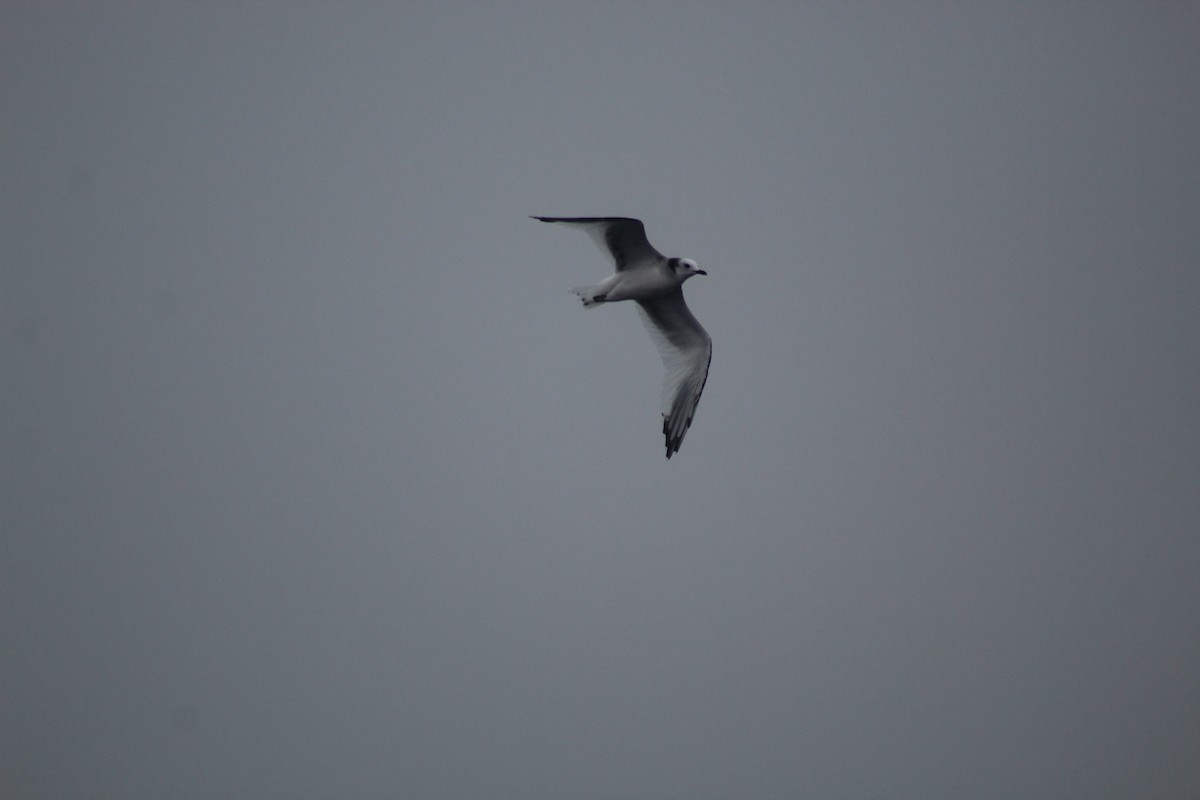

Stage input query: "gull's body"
[{"left": 532, "top": 216, "right": 712, "bottom": 459}]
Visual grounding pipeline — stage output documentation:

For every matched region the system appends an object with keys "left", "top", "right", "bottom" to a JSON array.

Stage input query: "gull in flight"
[{"left": 532, "top": 216, "right": 712, "bottom": 458}]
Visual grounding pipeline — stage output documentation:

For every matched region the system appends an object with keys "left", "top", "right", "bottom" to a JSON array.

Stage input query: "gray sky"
[{"left": 3, "top": 2, "right": 1199, "bottom": 798}]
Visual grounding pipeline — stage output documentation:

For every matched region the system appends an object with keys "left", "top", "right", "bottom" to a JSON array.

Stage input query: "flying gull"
[{"left": 532, "top": 216, "right": 712, "bottom": 458}]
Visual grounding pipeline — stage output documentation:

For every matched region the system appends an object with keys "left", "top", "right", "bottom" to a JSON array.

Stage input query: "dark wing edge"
[
  {"left": 662, "top": 344, "right": 711, "bottom": 458},
  {"left": 636, "top": 291, "right": 713, "bottom": 459},
  {"left": 530, "top": 216, "right": 661, "bottom": 271},
  {"left": 531, "top": 216, "right": 641, "bottom": 223}
]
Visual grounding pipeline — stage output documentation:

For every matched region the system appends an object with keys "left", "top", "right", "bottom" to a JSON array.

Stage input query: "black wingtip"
[{"left": 663, "top": 417, "right": 682, "bottom": 459}]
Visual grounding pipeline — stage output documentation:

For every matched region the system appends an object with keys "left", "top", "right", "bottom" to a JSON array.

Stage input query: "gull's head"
[{"left": 669, "top": 257, "right": 708, "bottom": 281}]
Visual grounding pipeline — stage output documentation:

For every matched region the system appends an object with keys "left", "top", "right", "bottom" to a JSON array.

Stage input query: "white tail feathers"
[{"left": 570, "top": 286, "right": 606, "bottom": 307}]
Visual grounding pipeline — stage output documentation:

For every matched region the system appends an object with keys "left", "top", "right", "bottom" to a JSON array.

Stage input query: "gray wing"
[
  {"left": 531, "top": 216, "right": 663, "bottom": 271},
  {"left": 636, "top": 289, "right": 712, "bottom": 458}
]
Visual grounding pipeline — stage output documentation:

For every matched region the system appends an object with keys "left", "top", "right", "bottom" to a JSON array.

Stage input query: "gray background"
[{"left": 3, "top": 2, "right": 1198, "bottom": 798}]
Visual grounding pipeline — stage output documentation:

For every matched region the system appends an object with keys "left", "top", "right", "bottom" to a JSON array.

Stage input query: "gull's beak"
[{"left": 696, "top": 269, "right": 708, "bottom": 276}]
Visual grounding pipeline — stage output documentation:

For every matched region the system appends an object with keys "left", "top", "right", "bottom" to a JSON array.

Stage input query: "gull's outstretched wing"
[
  {"left": 531, "top": 217, "right": 663, "bottom": 271},
  {"left": 636, "top": 290, "right": 712, "bottom": 458}
]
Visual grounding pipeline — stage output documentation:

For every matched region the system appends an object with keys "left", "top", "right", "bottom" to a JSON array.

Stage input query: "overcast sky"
[{"left": 3, "top": 2, "right": 1199, "bottom": 798}]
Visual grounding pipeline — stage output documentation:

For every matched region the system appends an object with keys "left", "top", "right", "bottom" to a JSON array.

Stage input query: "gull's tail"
[{"left": 570, "top": 285, "right": 607, "bottom": 308}]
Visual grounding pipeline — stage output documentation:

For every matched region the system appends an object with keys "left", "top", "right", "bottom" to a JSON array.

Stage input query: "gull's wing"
[
  {"left": 636, "top": 290, "right": 712, "bottom": 458},
  {"left": 531, "top": 216, "right": 663, "bottom": 271}
]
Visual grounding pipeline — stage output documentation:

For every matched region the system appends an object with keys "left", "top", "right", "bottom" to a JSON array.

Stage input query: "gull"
[{"left": 532, "top": 216, "right": 712, "bottom": 458}]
